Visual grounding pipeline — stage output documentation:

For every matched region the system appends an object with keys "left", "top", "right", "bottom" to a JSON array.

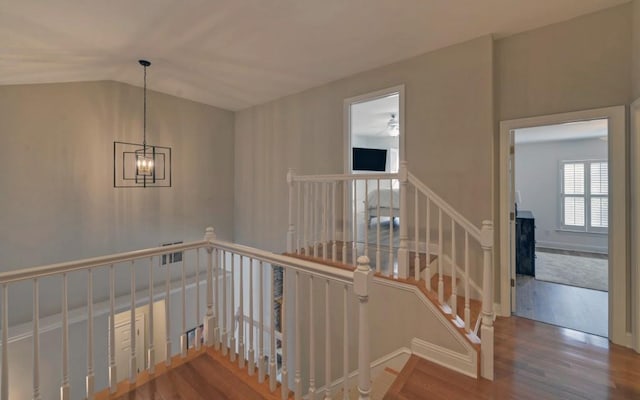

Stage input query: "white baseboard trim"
[
  {"left": 536, "top": 241, "right": 608, "bottom": 255},
  {"left": 411, "top": 337, "right": 477, "bottom": 378},
  {"left": 312, "top": 347, "right": 412, "bottom": 396}
]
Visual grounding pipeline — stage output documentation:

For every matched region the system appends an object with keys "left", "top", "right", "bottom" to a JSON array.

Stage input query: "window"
[{"left": 561, "top": 160, "right": 608, "bottom": 232}]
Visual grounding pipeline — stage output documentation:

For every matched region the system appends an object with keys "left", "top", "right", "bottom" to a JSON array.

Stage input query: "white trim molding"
[
  {"left": 499, "top": 106, "right": 629, "bottom": 348},
  {"left": 343, "top": 84, "right": 406, "bottom": 174},
  {"left": 630, "top": 98, "right": 640, "bottom": 353},
  {"left": 411, "top": 337, "right": 478, "bottom": 378}
]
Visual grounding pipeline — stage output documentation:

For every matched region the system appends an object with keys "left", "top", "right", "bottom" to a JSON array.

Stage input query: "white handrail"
[
  {"left": 292, "top": 172, "right": 399, "bottom": 182},
  {"left": 0, "top": 241, "right": 208, "bottom": 284},
  {"left": 407, "top": 172, "right": 481, "bottom": 241},
  {"left": 210, "top": 240, "right": 354, "bottom": 285}
]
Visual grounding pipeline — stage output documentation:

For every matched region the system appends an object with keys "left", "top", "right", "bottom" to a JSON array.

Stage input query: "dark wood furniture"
[{"left": 516, "top": 210, "right": 535, "bottom": 276}]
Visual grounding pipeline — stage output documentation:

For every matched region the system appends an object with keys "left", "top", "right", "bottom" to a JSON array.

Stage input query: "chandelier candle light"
[{"left": 113, "top": 59, "right": 172, "bottom": 188}]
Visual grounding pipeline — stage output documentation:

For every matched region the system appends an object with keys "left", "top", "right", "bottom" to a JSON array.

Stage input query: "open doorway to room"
[
  {"left": 345, "top": 86, "right": 403, "bottom": 274},
  {"left": 511, "top": 119, "right": 609, "bottom": 337}
]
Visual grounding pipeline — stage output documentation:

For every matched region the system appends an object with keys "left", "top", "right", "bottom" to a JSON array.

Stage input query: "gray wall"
[
  {"left": 515, "top": 138, "right": 608, "bottom": 254},
  {"left": 234, "top": 35, "right": 494, "bottom": 251},
  {"left": 0, "top": 81, "right": 235, "bottom": 323},
  {"left": 494, "top": 3, "right": 632, "bottom": 302}
]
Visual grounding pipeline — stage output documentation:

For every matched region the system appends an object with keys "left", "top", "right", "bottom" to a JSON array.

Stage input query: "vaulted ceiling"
[{"left": 0, "top": 0, "right": 628, "bottom": 111}]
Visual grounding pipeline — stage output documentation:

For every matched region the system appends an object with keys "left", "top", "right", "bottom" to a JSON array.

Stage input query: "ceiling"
[
  {"left": 351, "top": 93, "right": 399, "bottom": 137},
  {"left": 0, "top": 0, "right": 628, "bottom": 111},
  {"left": 514, "top": 119, "right": 608, "bottom": 144}
]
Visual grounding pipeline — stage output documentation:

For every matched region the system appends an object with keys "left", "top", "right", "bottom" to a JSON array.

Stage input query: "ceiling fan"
[{"left": 386, "top": 113, "right": 399, "bottom": 136}]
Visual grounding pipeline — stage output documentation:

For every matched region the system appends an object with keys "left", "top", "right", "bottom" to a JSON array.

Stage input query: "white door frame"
[
  {"left": 343, "top": 85, "right": 405, "bottom": 173},
  {"left": 630, "top": 98, "right": 640, "bottom": 352},
  {"left": 498, "top": 106, "right": 629, "bottom": 347}
]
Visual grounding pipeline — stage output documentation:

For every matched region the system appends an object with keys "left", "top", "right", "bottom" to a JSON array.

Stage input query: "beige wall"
[
  {"left": 494, "top": 4, "right": 632, "bottom": 305},
  {"left": 235, "top": 36, "right": 494, "bottom": 251},
  {"left": 496, "top": 4, "right": 632, "bottom": 121},
  {"left": 0, "top": 81, "right": 234, "bottom": 323}
]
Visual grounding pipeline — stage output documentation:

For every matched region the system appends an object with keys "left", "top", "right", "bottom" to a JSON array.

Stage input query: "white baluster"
[
  {"left": 308, "top": 275, "right": 316, "bottom": 400},
  {"left": 148, "top": 258, "right": 155, "bottom": 373},
  {"left": 269, "top": 264, "right": 277, "bottom": 392},
  {"left": 165, "top": 256, "right": 171, "bottom": 367},
  {"left": 438, "top": 209, "right": 444, "bottom": 305},
  {"left": 32, "top": 278, "right": 41, "bottom": 400},
  {"left": 86, "top": 270, "right": 94, "bottom": 400},
  {"left": 222, "top": 251, "right": 228, "bottom": 356},
  {"left": 451, "top": 220, "right": 457, "bottom": 316},
  {"left": 238, "top": 255, "right": 245, "bottom": 369},
  {"left": 324, "top": 279, "right": 332, "bottom": 400},
  {"left": 109, "top": 265, "right": 118, "bottom": 390},
  {"left": 248, "top": 259, "right": 255, "bottom": 376},
  {"left": 376, "top": 179, "right": 381, "bottom": 274},
  {"left": 342, "top": 181, "right": 347, "bottom": 264},
  {"left": 480, "top": 221, "right": 495, "bottom": 380},
  {"left": 342, "top": 284, "right": 349, "bottom": 400},
  {"left": 205, "top": 227, "right": 217, "bottom": 348},
  {"left": 322, "top": 182, "right": 328, "bottom": 259},
  {"left": 297, "top": 180, "right": 302, "bottom": 254},
  {"left": 332, "top": 182, "right": 337, "bottom": 262},
  {"left": 425, "top": 197, "right": 431, "bottom": 290},
  {"left": 388, "top": 178, "right": 394, "bottom": 277},
  {"left": 305, "top": 182, "right": 310, "bottom": 255},
  {"left": 364, "top": 179, "right": 369, "bottom": 260},
  {"left": 355, "top": 256, "right": 373, "bottom": 400},
  {"left": 281, "top": 269, "right": 289, "bottom": 400},
  {"left": 398, "top": 161, "right": 409, "bottom": 279},
  {"left": 1, "top": 284, "right": 8, "bottom": 400},
  {"left": 61, "top": 273, "right": 70, "bottom": 400},
  {"left": 352, "top": 180, "right": 357, "bottom": 266},
  {"left": 180, "top": 256, "right": 187, "bottom": 358},
  {"left": 213, "top": 246, "right": 219, "bottom": 349},
  {"left": 414, "top": 187, "right": 420, "bottom": 281},
  {"left": 287, "top": 169, "right": 295, "bottom": 253},
  {"left": 195, "top": 250, "right": 201, "bottom": 351},
  {"left": 464, "top": 232, "right": 470, "bottom": 333},
  {"left": 130, "top": 261, "right": 137, "bottom": 382},
  {"left": 230, "top": 254, "right": 236, "bottom": 362},
  {"left": 294, "top": 271, "right": 301, "bottom": 400},
  {"left": 258, "top": 261, "right": 265, "bottom": 383},
  {"left": 313, "top": 183, "right": 319, "bottom": 257}
]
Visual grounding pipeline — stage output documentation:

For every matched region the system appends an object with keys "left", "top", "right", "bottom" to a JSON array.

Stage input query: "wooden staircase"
[{"left": 287, "top": 248, "right": 483, "bottom": 349}]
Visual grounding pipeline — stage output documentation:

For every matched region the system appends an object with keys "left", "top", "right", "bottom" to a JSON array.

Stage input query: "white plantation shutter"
[
  {"left": 563, "top": 163, "right": 584, "bottom": 195},
  {"left": 590, "top": 162, "right": 608, "bottom": 228},
  {"left": 562, "top": 162, "right": 585, "bottom": 227},
  {"left": 564, "top": 197, "right": 585, "bottom": 226},
  {"left": 560, "top": 160, "right": 608, "bottom": 230},
  {"left": 590, "top": 162, "right": 608, "bottom": 195}
]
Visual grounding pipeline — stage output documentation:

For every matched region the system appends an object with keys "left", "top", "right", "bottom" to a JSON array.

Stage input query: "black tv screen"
[{"left": 352, "top": 147, "right": 387, "bottom": 171}]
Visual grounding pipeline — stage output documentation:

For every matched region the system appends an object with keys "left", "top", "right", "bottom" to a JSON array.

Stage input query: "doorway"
[
  {"left": 511, "top": 119, "right": 609, "bottom": 337},
  {"left": 499, "top": 106, "right": 629, "bottom": 346},
  {"left": 344, "top": 85, "right": 404, "bottom": 273}
]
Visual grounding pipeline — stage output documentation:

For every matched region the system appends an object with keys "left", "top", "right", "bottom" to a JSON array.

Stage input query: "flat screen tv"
[{"left": 352, "top": 147, "right": 387, "bottom": 172}]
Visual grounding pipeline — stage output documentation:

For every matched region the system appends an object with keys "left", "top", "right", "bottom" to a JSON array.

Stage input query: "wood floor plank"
[{"left": 384, "top": 316, "right": 640, "bottom": 400}]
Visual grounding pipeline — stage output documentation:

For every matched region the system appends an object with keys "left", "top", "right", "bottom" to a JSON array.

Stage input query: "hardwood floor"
[
  {"left": 384, "top": 316, "right": 640, "bottom": 400},
  {"left": 515, "top": 275, "right": 608, "bottom": 337},
  {"left": 106, "top": 348, "right": 282, "bottom": 400}
]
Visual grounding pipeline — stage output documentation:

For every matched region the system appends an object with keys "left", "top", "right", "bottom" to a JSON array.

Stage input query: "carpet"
[{"left": 535, "top": 251, "right": 608, "bottom": 292}]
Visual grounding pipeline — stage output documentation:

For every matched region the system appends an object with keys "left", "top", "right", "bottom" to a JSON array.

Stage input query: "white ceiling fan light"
[{"left": 387, "top": 113, "right": 400, "bottom": 136}]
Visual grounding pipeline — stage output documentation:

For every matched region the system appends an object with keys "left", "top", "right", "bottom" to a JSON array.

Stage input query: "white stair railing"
[
  {"left": 287, "top": 169, "right": 401, "bottom": 274},
  {"left": 0, "top": 227, "right": 374, "bottom": 399},
  {"left": 287, "top": 163, "right": 494, "bottom": 380}
]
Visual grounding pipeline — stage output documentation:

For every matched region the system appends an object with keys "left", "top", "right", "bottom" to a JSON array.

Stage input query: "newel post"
[
  {"left": 287, "top": 168, "right": 296, "bottom": 253},
  {"left": 354, "top": 256, "right": 373, "bottom": 400},
  {"left": 397, "top": 161, "right": 409, "bottom": 278},
  {"left": 480, "top": 220, "right": 494, "bottom": 380},
  {"left": 204, "top": 227, "right": 217, "bottom": 347}
]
